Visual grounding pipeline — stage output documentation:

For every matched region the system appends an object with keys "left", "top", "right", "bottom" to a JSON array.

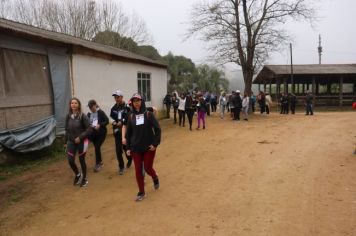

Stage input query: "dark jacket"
[
  {"left": 87, "top": 109, "right": 109, "bottom": 136},
  {"left": 64, "top": 113, "right": 91, "bottom": 143},
  {"left": 233, "top": 94, "right": 243, "bottom": 109},
  {"left": 305, "top": 94, "right": 313, "bottom": 104},
  {"left": 163, "top": 94, "right": 172, "bottom": 105},
  {"left": 126, "top": 105, "right": 161, "bottom": 153},
  {"left": 110, "top": 102, "right": 131, "bottom": 130},
  {"left": 196, "top": 99, "right": 207, "bottom": 113}
]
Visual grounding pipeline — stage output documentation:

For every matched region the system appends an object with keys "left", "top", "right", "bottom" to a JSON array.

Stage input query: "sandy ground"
[{"left": 0, "top": 111, "right": 356, "bottom": 236}]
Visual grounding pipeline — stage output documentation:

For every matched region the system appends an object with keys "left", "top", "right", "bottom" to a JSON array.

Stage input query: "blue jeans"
[{"left": 306, "top": 104, "right": 313, "bottom": 115}]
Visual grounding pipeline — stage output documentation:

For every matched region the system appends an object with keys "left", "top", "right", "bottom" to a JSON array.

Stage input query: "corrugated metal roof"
[
  {"left": 0, "top": 18, "right": 167, "bottom": 68},
  {"left": 254, "top": 64, "right": 356, "bottom": 83},
  {"left": 264, "top": 64, "right": 356, "bottom": 75}
]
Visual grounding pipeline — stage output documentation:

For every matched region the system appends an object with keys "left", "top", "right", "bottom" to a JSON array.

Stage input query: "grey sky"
[{"left": 121, "top": 0, "right": 356, "bottom": 67}]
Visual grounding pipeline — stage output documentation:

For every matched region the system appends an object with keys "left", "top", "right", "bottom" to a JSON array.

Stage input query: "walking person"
[
  {"left": 251, "top": 92, "right": 256, "bottom": 112},
  {"left": 229, "top": 91, "right": 236, "bottom": 119},
  {"left": 305, "top": 91, "right": 314, "bottom": 115},
  {"left": 196, "top": 93, "right": 207, "bottom": 129},
  {"left": 172, "top": 93, "right": 179, "bottom": 124},
  {"left": 87, "top": 100, "right": 109, "bottom": 172},
  {"left": 110, "top": 90, "right": 132, "bottom": 175},
  {"left": 185, "top": 93, "right": 195, "bottom": 131},
  {"left": 219, "top": 92, "right": 227, "bottom": 119},
  {"left": 126, "top": 93, "right": 161, "bottom": 201},
  {"left": 233, "top": 90, "right": 243, "bottom": 120},
  {"left": 64, "top": 98, "right": 92, "bottom": 187},
  {"left": 242, "top": 93, "right": 249, "bottom": 121},
  {"left": 163, "top": 93, "right": 172, "bottom": 118},
  {"left": 204, "top": 92, "right": 211, "bottom": 116},
  {"left": 290, "top": 93, "right": 297, "bottom": 114},
  {"left": 210, "top": 93, "right": 217, "bottom": 112},
  {"left": 265, "top": 93, "right": 272, "bottom": 115},
  {"left": 178, "top": 93, "right": 186, "bottom": 127},
  {"left": 258, "top": 91, "right": 266, "bottom": 114}
]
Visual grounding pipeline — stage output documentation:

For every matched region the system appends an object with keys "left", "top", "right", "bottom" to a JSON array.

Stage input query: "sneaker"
[
  {"left": 93, "top": 164, "right": 102, "bottom": 172},
  {"left": 118, "top": 168, "right": 124, "bottom": 175},
  {"left": 153, "top": 178, "right": 159, "bottom": 190},
  {"left": 126, "top": 159, "right": 132, "bottom": 169},
  {"left": 80, "top": 178, "right": 88, "bottom": 187},
  {"left": 73, "top": 173, "right": 81, "bottom": 185},
  {"left": 135, "top": 192, "right": 145, "bottom": 202}
]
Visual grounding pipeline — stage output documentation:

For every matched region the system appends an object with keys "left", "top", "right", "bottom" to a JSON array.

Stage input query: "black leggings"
[
  {"left": 67, "top": 140, "right": 88, "bottom": 179},
  {"left": 91, "top": 131, "right": 107, "bottom": 165},
  {"left": 186, "top": 109, "right": 194, "bottom": 129},
  {"left": 178, "top": 109, "right": 185, "bottom": 126},
  {"left": 114, "top": 131, "right": 131, "bottom": 169}
]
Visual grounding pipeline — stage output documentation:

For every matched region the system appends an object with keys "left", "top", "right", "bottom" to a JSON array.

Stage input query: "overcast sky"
[{"left": 120, "top": 0, "right": 356, "bottom": 68}]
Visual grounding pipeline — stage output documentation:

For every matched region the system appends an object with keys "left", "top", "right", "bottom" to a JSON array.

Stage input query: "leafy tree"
[
  {"left": 137, "top": 45, "right": 161, "bottom": 60},
  {"left": 93, "top": 30, "right": 139, "bottom": 53}
]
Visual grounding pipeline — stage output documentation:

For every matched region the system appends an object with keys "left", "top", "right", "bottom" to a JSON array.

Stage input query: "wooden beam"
[
  {"left": 263, "top": 83, "right": 267, "bottom": 93},
  {"left": 327, "top": 83, "right": 331, "bottom": 95},
  {"left": 269, "top": 82, "right": 272, "bottom": 94},
  {"left": 339, "top": 77, "right": 343, "bottom": 106},
  {"left": 312, "top": 77, "right": 316, "bottom": 105}
]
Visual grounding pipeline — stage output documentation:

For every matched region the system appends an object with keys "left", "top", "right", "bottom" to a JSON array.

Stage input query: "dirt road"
[{"left": 1, "top": 112, "right": 355, "bottom": 236}]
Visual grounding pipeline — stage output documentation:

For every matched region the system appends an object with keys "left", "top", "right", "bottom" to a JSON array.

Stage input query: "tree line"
[{"left": 0, "top": 0, "right": 229, "bottom": 94}]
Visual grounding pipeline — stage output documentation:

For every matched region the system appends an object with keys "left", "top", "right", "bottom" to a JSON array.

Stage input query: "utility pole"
[
  {"left": 318, "top": 34, "right": 322, "bottom": 64},
  {"left": 290, "top": 43, "right": 294, "bottom": 94}
]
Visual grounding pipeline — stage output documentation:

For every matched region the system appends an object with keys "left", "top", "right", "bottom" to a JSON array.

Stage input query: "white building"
[{"left": 0, "top": 18, "right": 168, "bottom": 152}]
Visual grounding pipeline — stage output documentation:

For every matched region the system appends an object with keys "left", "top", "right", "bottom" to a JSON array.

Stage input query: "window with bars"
[{"left": 137, "top": 72, "right": 151, "bottom": 102}]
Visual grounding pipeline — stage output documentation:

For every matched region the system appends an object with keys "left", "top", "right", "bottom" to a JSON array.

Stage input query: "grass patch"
[{"left": 0, "top": 140, "right": 65, "bottom": 181}]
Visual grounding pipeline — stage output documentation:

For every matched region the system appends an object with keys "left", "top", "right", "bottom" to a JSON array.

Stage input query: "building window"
[{"left": 137, "top": 72, "right": 151, "bottom": 102}]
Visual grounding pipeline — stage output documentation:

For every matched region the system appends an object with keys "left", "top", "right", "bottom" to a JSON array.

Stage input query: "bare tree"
[
  {"left": 188, "top": 0, "right": 317, "bottom": 95},
  {"left": 1, "top": 0, "right": 152, "bottom": 44}
]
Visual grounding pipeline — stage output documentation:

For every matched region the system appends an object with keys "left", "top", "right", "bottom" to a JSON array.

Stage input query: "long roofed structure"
[{"left": 253, "top": 64, "right": 356, "bottom": 106}]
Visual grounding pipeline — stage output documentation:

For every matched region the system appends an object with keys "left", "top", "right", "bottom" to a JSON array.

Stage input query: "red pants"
[{"left": 132, "top": 150, "right": 158, "bottom": 193}]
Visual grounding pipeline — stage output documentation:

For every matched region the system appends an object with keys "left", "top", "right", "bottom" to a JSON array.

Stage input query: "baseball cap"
[
  {"left": 236, "top": 90, "right": 240, "bottom": 93},
  {"left": 130, "top": 93, "right": 142, "bottom": 101},
  {"left": 112, "top": 90, "right": 123, "bottom": 97}
]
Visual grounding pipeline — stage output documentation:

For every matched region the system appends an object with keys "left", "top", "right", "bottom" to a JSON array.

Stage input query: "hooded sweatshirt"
[
  {"left": 126, "top": 103, "right": 161, "bottom": 153},
  {"left": 64, "top": 113, "right": 91, "bottom": 143}
]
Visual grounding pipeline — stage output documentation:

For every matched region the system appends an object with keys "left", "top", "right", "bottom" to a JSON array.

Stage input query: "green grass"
[{"left": 0, "top": 141, "right": 65, "bottom": 182}]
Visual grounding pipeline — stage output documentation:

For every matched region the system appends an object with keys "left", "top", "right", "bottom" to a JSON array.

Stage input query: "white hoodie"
[
  {"left": 242, "top": 96, "right": 250, "bottom": 108},
  {"left": 178, "top": 98, "right": 186, "bottom": 111}
]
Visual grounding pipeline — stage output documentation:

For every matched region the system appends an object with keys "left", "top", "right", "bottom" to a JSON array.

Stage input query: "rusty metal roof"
[
  {"left": 254, "top": 64, "right": 356, "bottom": 84},
  {"left": 0, "top": 18, "right": 167, "bottom": 68}
]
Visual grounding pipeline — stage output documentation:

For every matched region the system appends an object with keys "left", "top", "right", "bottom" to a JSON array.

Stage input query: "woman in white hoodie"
[
  {"left": 242, "top": 93, "right": 250, "bottom": 121},
  {"left": 178, "top": 93, "right": 186, "bottom": 127}
]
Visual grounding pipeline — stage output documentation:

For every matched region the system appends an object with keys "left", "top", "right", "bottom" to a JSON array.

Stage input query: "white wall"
[{"left": 71, "top": 54, "right": 167, "bottom": 116}]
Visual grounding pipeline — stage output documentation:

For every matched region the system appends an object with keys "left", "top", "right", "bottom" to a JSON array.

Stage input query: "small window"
[{"left": 137, "top": 72, "right": 151, "bottom": 102}]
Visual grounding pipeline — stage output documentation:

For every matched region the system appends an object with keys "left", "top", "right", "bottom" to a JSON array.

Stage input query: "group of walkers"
[
  {"left": 163, "top": 89, "right": 317, "bottom": 128},
  {"left": 64, "top": 91, "right": 161, "bottom": 201},
  {"left": 64, "top": 88, "right": 317, "bottom": 201},
  {"left": 163, "top": 91, "right": 210, "bottom": 130}
]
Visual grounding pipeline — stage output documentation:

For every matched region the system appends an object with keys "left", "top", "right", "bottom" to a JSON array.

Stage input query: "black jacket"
[
  {"left": 110, "top": 102, "right": 131, "bottom": 130},
  {"left": 126, "top": 106, "right": 161, "bottom": 153},
  {"left": 163, "top": 94, "right": 172, "bottom": 105},
  {"left": 87, "top": 109, "right": 109, "bottom": 135},
  {"left": 233, "top": 94, "right": 243, "bottom": 109}
]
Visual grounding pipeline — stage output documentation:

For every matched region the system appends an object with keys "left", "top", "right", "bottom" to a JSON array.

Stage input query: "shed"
[
  {"left": 253, "top": 64, "right": 356, "bottom": 106},
  {"left": 0, "top": 18, "right": 168, "bottom": 152}
]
